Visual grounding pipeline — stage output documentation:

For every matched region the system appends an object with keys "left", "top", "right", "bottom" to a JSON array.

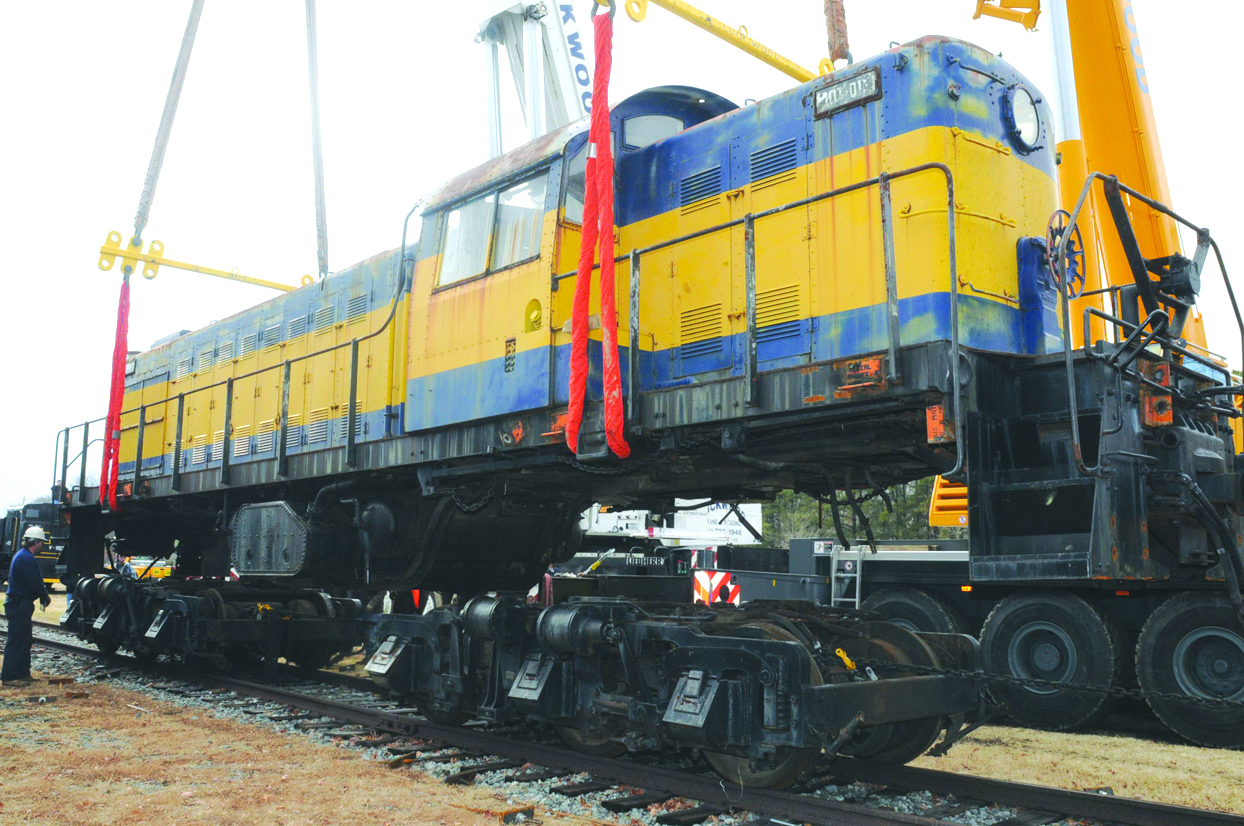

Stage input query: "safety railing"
[
  {"left": 1057, "top": 172, "right": 1243, "bottom": 478},
  {"left": 51, "top": 417, "right": 106, "bottom": 507},
  {"left": 61, "top": 162, "right": 970, "bottom": 508},
  {"left": 556, "top": 161, "right": 965, "bottom": 478},
  {"left": 54, "top": 200, "right": 425, "bottom": 510}
]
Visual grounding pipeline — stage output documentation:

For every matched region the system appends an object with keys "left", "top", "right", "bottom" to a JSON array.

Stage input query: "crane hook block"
[{"left": 99, "top": 230, "right": 161, "bottom": 280}]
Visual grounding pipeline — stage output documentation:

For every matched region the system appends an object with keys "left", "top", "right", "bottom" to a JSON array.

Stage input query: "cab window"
[
  {"left": 492, "top": 176, "right": 547, "bottom": 270},
  {"left": 564, "top": 143, "right": 588, "bottom": 225},
  {"left": 437, "top": 173, "right": 548, "bottom": 287},
  {"left": 439, "top": 193, "right": 496, "bottom": 286},
  {"left": 622, "top": 114, "right": 682, "bottom": 150}
]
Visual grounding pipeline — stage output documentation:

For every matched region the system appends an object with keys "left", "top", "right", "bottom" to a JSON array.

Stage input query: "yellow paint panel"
[{"left": 117, "top": 294, "right": 408, "bottom": 467}]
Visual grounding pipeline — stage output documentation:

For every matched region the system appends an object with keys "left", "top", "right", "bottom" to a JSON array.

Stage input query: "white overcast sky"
[{"left": 1, "top": 1, "right": 1239, "bottom": 508}]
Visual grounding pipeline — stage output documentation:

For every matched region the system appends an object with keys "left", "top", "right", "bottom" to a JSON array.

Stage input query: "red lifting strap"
[
  {"left": 566, "top": 10, "right": 630, "bottom": 459},
  {"left": 100, "top": 274, "right": 132, "bottom": 511}
]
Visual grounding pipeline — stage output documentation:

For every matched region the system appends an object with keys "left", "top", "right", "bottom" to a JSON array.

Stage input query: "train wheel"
[
  {"left": 131, "top": 646, "right": 160, "bottom": 663},
  {"left": 286, "top": 598, "right": 335, "bottom": 670},
  {"left": 418, "top": 703, "right": 471, "bottom": 726},
  {"left": 981, "top": 591, "right": 1123, "bottom": 730},
  {"left": 862, "top": 587, "right": 967, "bottom": 635},
  {"left": 556, "top": 726, "right": 624, "bottom": 757},
  {"left": 94, "top": 637, "right": 120, "bottom": 656},
  {"left": 1136, "top": 592, "right": 1244, "bottom": 748},
  {"left": 702, "top": 622, "right": 822, "bottom": 789},
  {"left": 839, "top": 621, "right": 945, "bottom": 764}
]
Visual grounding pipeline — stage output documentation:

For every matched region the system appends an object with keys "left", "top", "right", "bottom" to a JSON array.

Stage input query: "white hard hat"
[{"left": 22, "top": 525, "right": 49, "bottom": 543}]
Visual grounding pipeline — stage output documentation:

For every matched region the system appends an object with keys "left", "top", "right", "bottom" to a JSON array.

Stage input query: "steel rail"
[
  {"left": 829, "top": 759, "right": 1244, "bottom": 826},
  {"left": 15, "top": 630, "right": 934, "bottom": 825},
  {"left": 13, "top": 628, "right": 1244, "bottom": 826}
]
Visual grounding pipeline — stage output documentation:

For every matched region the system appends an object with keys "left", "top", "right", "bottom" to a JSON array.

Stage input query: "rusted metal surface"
[{"left": 425, "top": 121, "right": 587, "bottom": 211}]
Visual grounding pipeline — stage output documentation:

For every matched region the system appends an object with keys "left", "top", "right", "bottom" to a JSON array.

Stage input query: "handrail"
[
  {"left": 67, "top": 164, "right": 969, "bottom": 500},
  {"left": 616, "top": 162, "right": 965, "bottom": 479},
  {"left": 50, "top": 417, "right": 105, "bottom": 500},
  {"left": 1083, "top": 308, "right": 1239, "bottom": 422},
  {"left": 1059, "top": 172, "right": 1242, "bottom": 478},
  {"left": 59, "top": 199, "right": 424, "bottom": 506}
]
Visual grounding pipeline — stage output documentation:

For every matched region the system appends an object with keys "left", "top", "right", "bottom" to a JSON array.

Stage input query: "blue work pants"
[{"left": 1, "top": 597, "right": 34, "bottom": 682}]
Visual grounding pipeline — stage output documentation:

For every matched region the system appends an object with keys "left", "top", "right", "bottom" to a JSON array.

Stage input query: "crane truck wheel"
[
  {"left": 980, "top": 591, "right": 1124, "bottom": 730},
  {"left": 1136, "top": 592, "right": 1244, "bottom": 748},
  {"left": 862, "top": 587, "right": 967, "bottom": 635}
]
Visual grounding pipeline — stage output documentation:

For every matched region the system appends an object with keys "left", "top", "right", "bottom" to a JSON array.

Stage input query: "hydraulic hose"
[{"left": 1165, "top": 471, "right": 1244, "bottom": 627}]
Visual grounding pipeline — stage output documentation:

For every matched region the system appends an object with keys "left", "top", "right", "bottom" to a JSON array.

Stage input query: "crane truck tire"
[
  {"left": 862, "top": 587, "right": 967, "bottom": 635},
  {"left": 1136, "top": 592, "right": 1244, "bottom": 748},
  {"left": 980, "top": 591, "right": 1124, "bottom": 730}
]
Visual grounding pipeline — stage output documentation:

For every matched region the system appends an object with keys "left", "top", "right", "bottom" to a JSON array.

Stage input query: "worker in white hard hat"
[{"left": 2, "top": 526, "right": 53, "bottom": 687}]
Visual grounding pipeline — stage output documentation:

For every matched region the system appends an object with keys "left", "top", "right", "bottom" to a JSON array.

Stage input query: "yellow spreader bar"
[
  {"left": 624, "top": 0, "right": 826, "bottom": 82},
  {"left": 972, "top": 0, "right": 1041, "bottom": 31},
  {"left": 98, "top": 231, "right": 308, "bottom": 292}
]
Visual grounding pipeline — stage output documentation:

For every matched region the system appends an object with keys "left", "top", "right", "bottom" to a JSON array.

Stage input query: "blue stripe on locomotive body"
[
  {"left": 404, "top": 293, "right": 1025, "bottom": 425},
  {"left": 615, "top": 36, "right": 1055, "bottom": 227},
  {"left": 406, "top": 349, "right": 551, "bottom": 431}
]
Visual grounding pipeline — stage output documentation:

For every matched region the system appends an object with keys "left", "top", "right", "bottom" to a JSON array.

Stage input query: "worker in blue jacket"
[{"left": 2, "top": 526, "right": 52, "bottom": 687}]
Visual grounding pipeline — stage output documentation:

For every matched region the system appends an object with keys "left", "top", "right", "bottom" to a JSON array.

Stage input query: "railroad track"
[{"left": 6, "top": 622, "right": 1242, "bottom": 826}]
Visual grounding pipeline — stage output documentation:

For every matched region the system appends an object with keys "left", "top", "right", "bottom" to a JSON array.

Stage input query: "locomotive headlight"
[{"left": 1002, "top": 85, "right": 1042, "bottom": 154}]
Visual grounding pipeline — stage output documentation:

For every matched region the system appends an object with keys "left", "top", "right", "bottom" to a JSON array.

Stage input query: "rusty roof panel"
[{"left": 425, "top": 120, "right": 587, "bottom": 211}]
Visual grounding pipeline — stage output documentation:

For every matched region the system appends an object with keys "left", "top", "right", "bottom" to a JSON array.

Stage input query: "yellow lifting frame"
[
  {"left": 972, "top": 0, "right": 1041, "bottom": 31},
  {"left": 623, "top": 0, "right": 828, "bottom": 83},
  {"left": 98, "top": 231, "right": 309, "bottom": 292}
]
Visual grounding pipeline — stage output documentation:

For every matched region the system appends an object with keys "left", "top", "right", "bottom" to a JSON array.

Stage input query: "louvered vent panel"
[
  {"left": 211, "top": 430, "right": 224, "bottom": 462},
  {"left": 240, "top": 334, "right": 257, "bottom": 358},
  {"left": 285, "top": 414, "right": 301, "bottom": 449},
  {"left": 679, "top": 166, "right": 722, "bottom": 213},
  {"left": 190, "top": 434, "right": 208, "bottom": 465},
  {"left": 217, "top": 340, "right": 235, "bottom": 361},
  {"left": 307, "top": 408, "right": 330, "bottom": 443},
  {"left": 680, "top": 304, "right": 724, "bottom": 358},
  {"left": 175, "top": 358, "right": 191, "bottom": 380},
  {"left": 756, "top": 284, "right": 802, "bottom": 344},
  {"left": 232, "top": 424, "right": 251, "bottom": 457},
  {"left": 288, "top": 315, "right": 308, "bottom": 339},
  {"left": 261, "top": 324, "right": 281, "bottom": 350},
  {"left": 198, "top": 347, "right": 214, "bottom": 371},
  {"left": 314, "top": 306, "right": 335, "bottom": 331},
  {"left": 347, "top": 295, "right": 369, "bottom": 323},
  {"left": 340, "top": 400, "right": 364, "bottom": 439},
  {"left": 255, "top": 420, "right": 276, "bottom": 454},
  {"left": 750, "top": 139, "right": 798, "bottom": 184}
]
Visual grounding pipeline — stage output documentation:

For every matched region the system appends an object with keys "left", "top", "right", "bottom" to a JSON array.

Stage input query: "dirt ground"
[
  {"left": 11, "top": 600, "right": 1244, "bottom": 818},
  {"left": 912, "top": 718, "right": 1244, "bottom": 814},
  {"left": 0, "top": 675, "right": 600, "bottom": 826}
]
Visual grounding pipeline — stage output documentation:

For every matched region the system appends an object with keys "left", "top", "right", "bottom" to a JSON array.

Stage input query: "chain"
[
  {"left": 843, "top": 657, "right": 1244, "bottom": 710},
  {"left": 558, "top": 431, "right": 720, "bottom": 476},
  {"left": 450, "top": 487, "right": 494, "bottom": 513}
]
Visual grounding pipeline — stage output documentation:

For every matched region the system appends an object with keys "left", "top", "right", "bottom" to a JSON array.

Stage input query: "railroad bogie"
[
  {"left": 366, "top": 598, "right": 981, "bottom": 788},
  {"left": 60, "top": 576, "right": 367, "bottom": 670}
]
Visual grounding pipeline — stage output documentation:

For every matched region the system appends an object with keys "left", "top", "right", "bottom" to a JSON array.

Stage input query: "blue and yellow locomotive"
[{"left": 58, "top": 33, "right": 1243, "bottom": 776}]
